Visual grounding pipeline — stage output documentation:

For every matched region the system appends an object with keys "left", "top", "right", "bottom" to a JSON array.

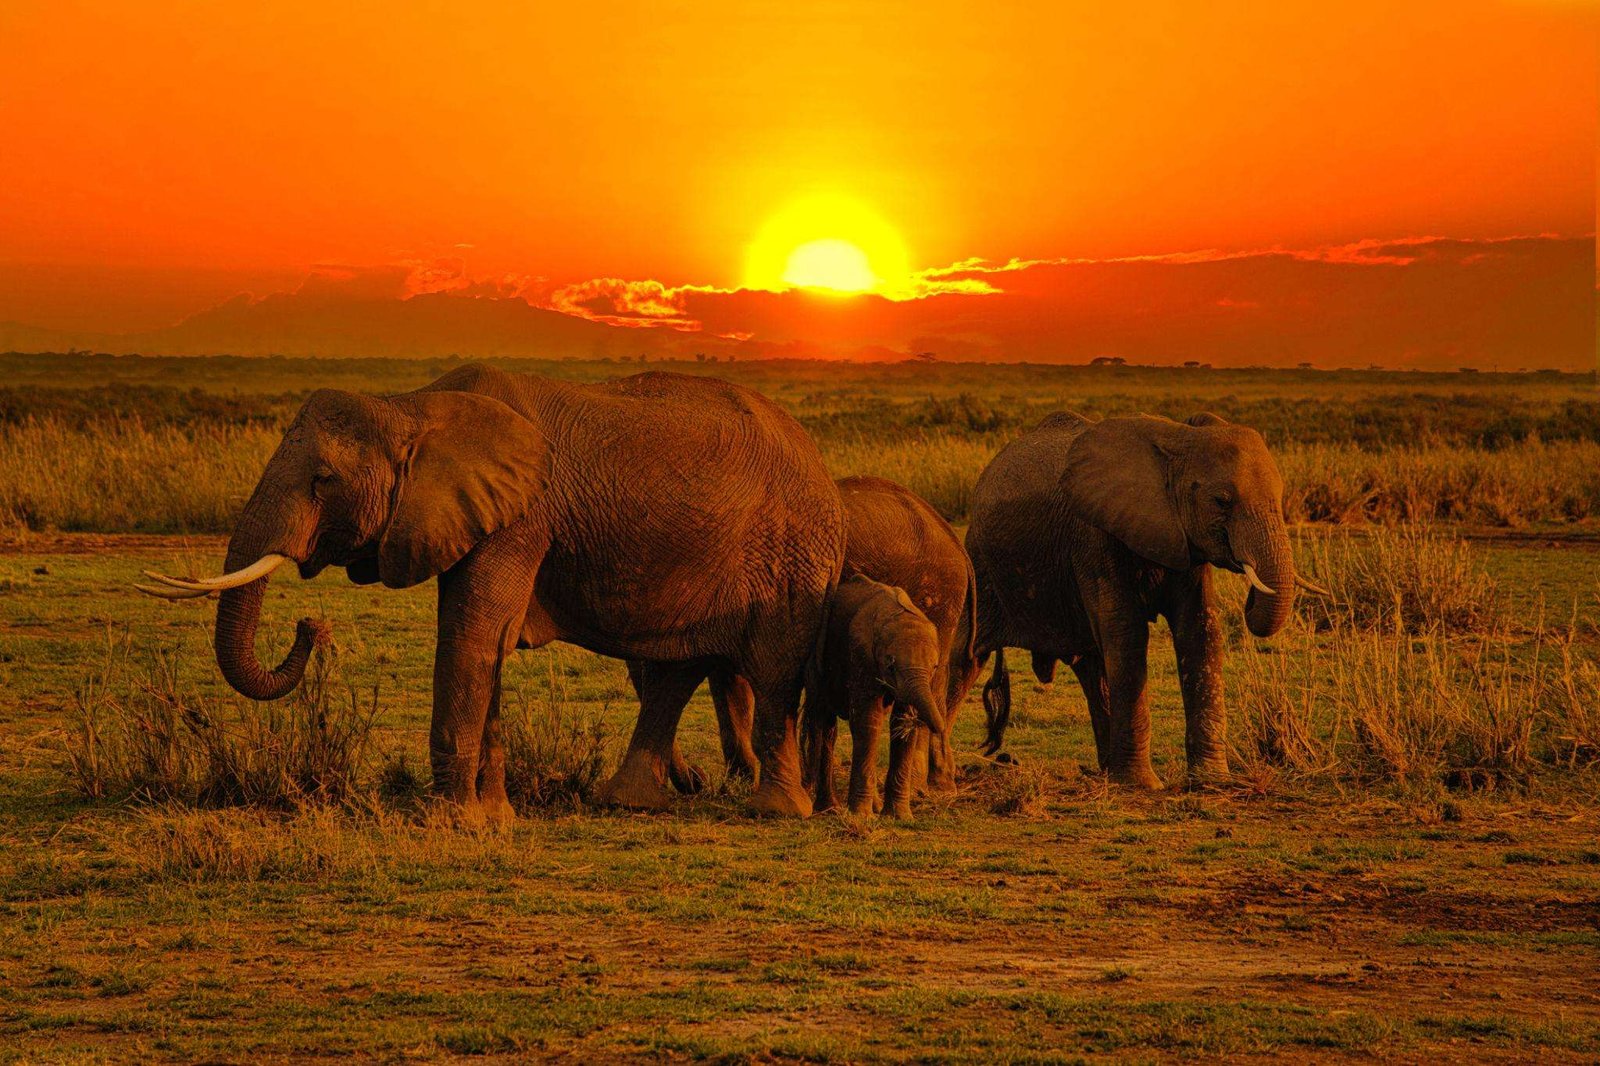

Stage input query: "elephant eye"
[{"left": 1213, "top": 492, "right": 1233, "bottom": 509}]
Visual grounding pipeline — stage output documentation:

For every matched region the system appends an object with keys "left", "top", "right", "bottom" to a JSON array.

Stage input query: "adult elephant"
[
  {"left": 138, "top": 364, "right": 845, "bottom": 823},
  {"left": 967, "top": 411, "right": 1302, "bottom": 789},
  {"left": 713, "top": 475, "right": 981, "bottom": 802}
]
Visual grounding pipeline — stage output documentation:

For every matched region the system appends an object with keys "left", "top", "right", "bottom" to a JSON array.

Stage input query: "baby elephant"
[{"left": 806, "top": 575, "right": 947, "bottom": 818}]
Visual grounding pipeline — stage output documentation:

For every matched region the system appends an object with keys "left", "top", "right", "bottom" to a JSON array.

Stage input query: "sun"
[
  {"left": 744, "top": 194, "right": 910, "bottom": 296},
  {"left": 781, "top": 239, "right": 877, "bottom": 293}
]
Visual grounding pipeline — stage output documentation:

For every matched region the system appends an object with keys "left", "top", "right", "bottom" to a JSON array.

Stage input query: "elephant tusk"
[
  {"left": 1294, "top": 574, "right": 1332, "bottom": 597},
  {"left": 1241, "top": 563, "right": 1276, "bottom": 596},
  {"left": 140, "top": 553, "right": 289, "bottom": 592},
  {"left": 134, "top": 582, "right": 215, "bottom": 600}
]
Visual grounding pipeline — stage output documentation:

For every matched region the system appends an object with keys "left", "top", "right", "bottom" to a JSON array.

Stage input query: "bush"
[{"left": 61, "top": 630, "right": 379, "bottom": 809}]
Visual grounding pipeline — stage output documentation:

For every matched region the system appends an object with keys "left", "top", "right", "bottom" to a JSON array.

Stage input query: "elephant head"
[
  {"left": 1060, "top": 413, "right": 1296, "bottom": 638},
  {"left": 872, "top": 590, "right": 948, "bottom": 736},
  {"left": 140, "top": 388, "right": 548, "bottom": 700}
]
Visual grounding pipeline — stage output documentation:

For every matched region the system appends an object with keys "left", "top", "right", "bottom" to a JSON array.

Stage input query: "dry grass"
[
  {"left": 61, "top": 629, "right": 379, "bottom": 809},
  {"left": 1296, "top": 526, "right": 1502, "bottom": 635},
  {"left": 500, "top": 654, "right": 615, "bottom": 810},
  {"left": 59, "top": 630, "right": 620, "bottom": 816},
  {"left": 0, "top": 417, "right": 277, "bottom": 534},
  {"left": 1229, "top": 642, "right": 1334, "bottom": 776}
]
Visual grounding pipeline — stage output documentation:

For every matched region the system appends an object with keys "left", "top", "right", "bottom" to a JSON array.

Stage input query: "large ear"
[
  {"left": 1060, "top": 416, "right": 1191, "bottom": 570},
  {"left": 378, "top": 392, "right": 549, "bottom": 588},
  {"left": 1185, "top": 411, "right": 1228, "bottom": 427}
]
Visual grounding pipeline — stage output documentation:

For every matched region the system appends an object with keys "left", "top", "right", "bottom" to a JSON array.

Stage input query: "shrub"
[{"left": 61, "top": 630, "right": 379, "bottom": 810}]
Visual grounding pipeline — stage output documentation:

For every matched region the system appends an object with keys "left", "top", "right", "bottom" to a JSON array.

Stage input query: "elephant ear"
[
  {"left": 1060, "top": 416, "right": 1191, "bottom": 570},
  {"left": 378, "top": 392, "right": 548, "bottom": 589},
  {"left": 1185, "top": 411, "right": 1227, "bottom": 427}
]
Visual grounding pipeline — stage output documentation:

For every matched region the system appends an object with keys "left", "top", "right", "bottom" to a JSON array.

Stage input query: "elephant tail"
[{"left": 981, "top": 648, "right": 1012, "bottom": 756}]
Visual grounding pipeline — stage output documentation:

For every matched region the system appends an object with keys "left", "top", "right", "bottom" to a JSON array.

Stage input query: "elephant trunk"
[
  {"left": 900, "top": 673, "right": 947, "bottom": 736},
  {"left": 1233, "top": 506, "right": 1296, "bottom": 638},
  {"left": 213, "top": 498, "right": 325, "bottom": 702}
]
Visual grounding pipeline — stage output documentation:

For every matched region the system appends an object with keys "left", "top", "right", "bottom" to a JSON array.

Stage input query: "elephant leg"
[
  {"left": 810, "top": 714, "right": 841, "bottom": 813},
  {"left": 430, "top": 563, "right": 536, "bottom": 827},
  {"left": 903, "top": 726, "right": 930, "bottom": 796},
  {"left": 847, "top": 699, "right": 886, "bottom": 816},
  {"left": 927, "top": 664, "right": 959, "bottom": 793},
  {"left": 747, "top": 670, "right": 813, "bottom": 818},
  {"left": 882, "top": 709, "right": 919, "bottom": 819},
  {"left": 709, "top": 669, "right": 760, "bottom": 782},
  {"left": 625, "top": 660, "right": 707, "bottom": 795},
  {"left": 1101, "top": 623, "right": 1162, "bottom": 789},
  {"left": 599, "top": 660, "right": 706, "bottom": 811},
  {"left": 474, "top": 666, "right": 515, "bottom": 827},
  {"left": 1167, "top": 569, "right": 1229, "bottom": 782},
  {"left": 1071, "top": 656, "right": 1113, "bottom": 771}
]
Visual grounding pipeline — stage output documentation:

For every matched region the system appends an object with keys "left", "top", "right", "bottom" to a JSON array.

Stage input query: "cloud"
[{"left": 20, "top": 234, "right": 1583, "bottom": 369}]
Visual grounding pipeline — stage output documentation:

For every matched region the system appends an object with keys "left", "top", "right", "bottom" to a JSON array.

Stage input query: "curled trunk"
[
  {"left": 1235, "top": 507, "right": 1296, "bottom": 638},
  {"left": 213, "top": 534, "right": 322, "bottom": 701},
  {"left": 900, "top": 675, "right": 947, "bottom": 736}
]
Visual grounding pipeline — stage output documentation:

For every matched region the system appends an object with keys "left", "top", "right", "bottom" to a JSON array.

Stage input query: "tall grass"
[
  {"left": 7, "top": 416, "right": 1598, "bottom": 532},
  {"left": 1295, "top": 526, "right": 1501, "bottom": 635},
  {"left": 59, "top": 629, "right": 618, "bottom": 814},
  {"left": 2, "top": 417, "right": 277, "bottom": 534},
  {"left": 63, "top": 630, "right": 378, "bottom": 809},
  {"left": 1279, "top": 440, "right": 1600, "bottom": 527}
]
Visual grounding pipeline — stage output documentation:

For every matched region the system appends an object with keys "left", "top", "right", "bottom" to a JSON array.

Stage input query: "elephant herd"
[{"left": 137, "top": 364, "right": 1304, "bottom": 825}]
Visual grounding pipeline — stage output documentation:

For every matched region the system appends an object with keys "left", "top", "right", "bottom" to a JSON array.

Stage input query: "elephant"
[
  {"left": 802, "top": 574, "right": 947, "bottom": 818},
  {"left": 965, "top": 411, "right": 1302, "bottom": 789},
  {"left": 137, "top": 363, "right": 846, "bottom": 823},
  {"left": 701, "top": 475, "right": 980, "bottom": 798}
]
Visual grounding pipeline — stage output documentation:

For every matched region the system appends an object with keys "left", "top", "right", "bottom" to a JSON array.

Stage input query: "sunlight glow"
[{"left": 744, "top": 194, "right": 910, "bottom": 296}]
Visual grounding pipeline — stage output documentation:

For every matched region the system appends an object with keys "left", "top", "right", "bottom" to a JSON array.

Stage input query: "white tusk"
[
  {"left": 1295, "top": 574, "right": 1331, "bottom": 597},
  {"left": 1241, "top": 563, "right": 1276, "bottom": 596},
  {"left": 134, "top": 582, "right": 214, "bottom": 600},
  {"left": 140, "top": 553, "right": 289, "bottom": 592}
]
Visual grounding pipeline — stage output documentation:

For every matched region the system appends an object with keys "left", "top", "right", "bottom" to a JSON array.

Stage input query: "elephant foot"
[
  {"left": 429, "top": 795, "right": 488, "bottom": 831},
  {"left": 723, "top": 758, "right": 758, "bottom": 784},
  {"left": 1186, "top": 759, "right": 1232, "bottom": 789},
  {"left": 846, "top": 794, "right": 878, "bottom": 818},
  {"left": 927, "top": 769, "right": 959, "bottom": 794},
  {"left": 886, "top": 797, "right": 914, "bottom": 820},
  {"left": 668, "top": 755, "right": 709, "bottom": 796},
  {"left": 1110, "top": 764, "right": 1166, "bottom": 791},
  {"left": 481, "top": 794, "right": 517, "bottom": 829},
  {"left": 597, "top": 750, "right": 675, "bottom": 811},
  {"left": 750, "top": 776, "right": 814, "bottom": 818}
]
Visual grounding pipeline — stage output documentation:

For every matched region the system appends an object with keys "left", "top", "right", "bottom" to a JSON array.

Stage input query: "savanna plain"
[{"left": 1, "top": 353, "right": 1597, "bottom": 1062}]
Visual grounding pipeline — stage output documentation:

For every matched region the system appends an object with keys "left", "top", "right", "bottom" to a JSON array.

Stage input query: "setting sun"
[
  {"left": 744, "top": 194, "right": 910, "bottom": 296},
  {"left": 781, "top": 239, "right": 876, "bottom": 293}
]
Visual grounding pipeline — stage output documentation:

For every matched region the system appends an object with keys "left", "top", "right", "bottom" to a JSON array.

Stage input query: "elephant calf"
[
  {"left": 804, "top": 575, "right": 946, "bottom": 818},
  {"left": 710, "top": 475, "right": 980, "bottom": 799}
]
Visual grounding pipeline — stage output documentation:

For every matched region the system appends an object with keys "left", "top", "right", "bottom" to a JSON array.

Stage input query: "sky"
[{"left": 0, "top": 1, "right": 1595, "bottom": 366}]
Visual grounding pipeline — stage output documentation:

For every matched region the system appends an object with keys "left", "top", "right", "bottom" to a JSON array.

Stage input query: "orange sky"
[{"left": 0, "top": 1, "right": 1595, "bottom": 364}]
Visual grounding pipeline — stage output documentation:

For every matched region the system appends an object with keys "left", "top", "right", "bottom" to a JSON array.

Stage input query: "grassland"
[{"left": 1, "top": 354, "right": 1597, "bottom": 1061}]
